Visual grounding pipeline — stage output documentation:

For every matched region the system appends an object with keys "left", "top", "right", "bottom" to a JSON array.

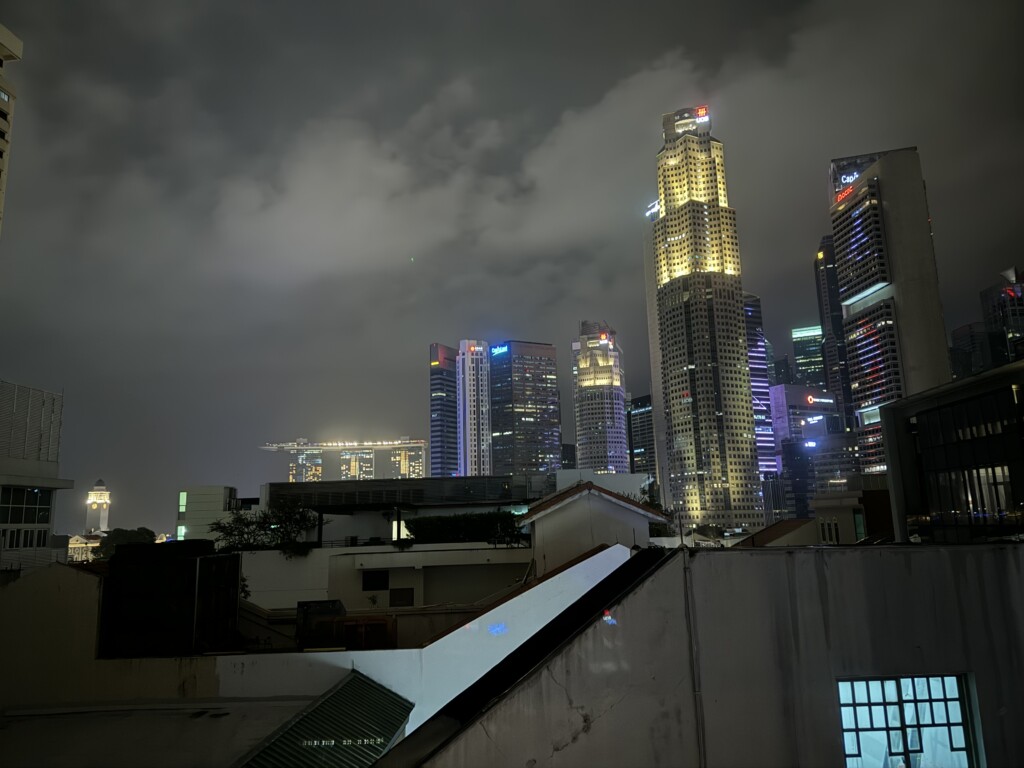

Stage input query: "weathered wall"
[
  {"left": 241, "top": 547, "right": 332, "bottom": 609},
  {"left": 533, "top": 495, "right": 648, "bottom": 577},
  {"left": 427, "top": 546, "right": 1024, "bottom": 767},
  {"left": 0, "top": 565, "right": 218, "bottom": 710}
]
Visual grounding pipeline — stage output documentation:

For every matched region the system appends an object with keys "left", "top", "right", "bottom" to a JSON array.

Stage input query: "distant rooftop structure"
[{"left": 262, "top": 438, "right": 426, "bottom": 482}]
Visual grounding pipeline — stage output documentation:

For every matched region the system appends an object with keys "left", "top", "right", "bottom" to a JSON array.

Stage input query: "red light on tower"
[
  {"left": 695, "top": 105, "right": 708, "bottom": 117},
  {"left": 836, "top": 185, "right": 856, "bottom": 204}
]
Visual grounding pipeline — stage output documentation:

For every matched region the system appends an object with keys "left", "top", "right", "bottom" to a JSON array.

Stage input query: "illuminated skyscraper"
[
  {"left": 829, "top": 148, "right": 950, "bottom": 472},
  {"left": 814, "top": 235, "right": 855, "bottom": 427},
  {"left": 457, "top": 340, "right": 491, "bottom": 476},
  {"left": 0, "top": 25, "right": 22, "bottom": 241},
  {"left": 792, "top": 325, "right": 826, "bottom": 388},
  {"left": 627, "top": 395, "right": 655, "bottom": 477},
  {"left": 980, "top": 268, "right": 1024, "bottom": 363},
  {"left": 744, "top": 295, "right": 775, "bottom": 475},
  {"left": 429, "top": 343, "right": 459, "bottom": 477},
  {"left": 643, "top": 105, "right": 760, "bottom": 527},
  {"left": 489, "top": 341, "right": 561, "bottom": 475},
  {"left": 85, "top": 479, "right": 111, "bottom": 532},
  {"left": 571, "top": 322, "right": 628, "bottom": 473}
]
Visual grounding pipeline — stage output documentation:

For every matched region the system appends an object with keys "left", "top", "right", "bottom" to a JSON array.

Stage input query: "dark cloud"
[{"left": 0, "top": 0, "right": 1019, "bottom": 532}]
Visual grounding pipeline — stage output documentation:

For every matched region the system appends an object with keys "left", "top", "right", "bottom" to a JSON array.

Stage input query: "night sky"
[{"left": 0, "top": 1, "right": 1020, "bottom": 534}]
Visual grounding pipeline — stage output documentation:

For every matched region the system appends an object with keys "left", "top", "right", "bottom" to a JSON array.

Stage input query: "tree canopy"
[
  {"left": 92, "top": 527, "right": 156, "bottom": 560},
  {"left": 208, "top": 501, "right": 318, "bottom": 555}
]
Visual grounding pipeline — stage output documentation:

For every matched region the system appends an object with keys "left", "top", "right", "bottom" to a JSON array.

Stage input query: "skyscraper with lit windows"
[
  {"left": 829, "top": 148, "right": 950, "bottom": 472},
  {"left": 489, "top": 340, "right": 561, "bottom": 475},
  {"left": 571, "top": 322, "right": 628, "bottom": 473},
  {"left": 457, "top": 340, "right": 491, "bottom": 476},
  {"left": 814, "top": 235, "right": 855, "bottom": 428},
  {"left": 792, "top": 325, "right": 826, "bottom": 388},
  {"left": 429, "top": 343, "right": 458, "bottom": 477},
  {"left": 643, "top": 105, "right": 760, "bottom": 527}
]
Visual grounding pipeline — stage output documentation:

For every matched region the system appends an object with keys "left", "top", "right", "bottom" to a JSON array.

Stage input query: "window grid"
[{"left": 837, "top": 676, "right": 974, "bottom": 768}]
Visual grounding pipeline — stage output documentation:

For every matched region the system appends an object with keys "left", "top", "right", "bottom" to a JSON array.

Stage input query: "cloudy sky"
[{"left": 1, "top": 0, "right": 1020, "bottom": 533}]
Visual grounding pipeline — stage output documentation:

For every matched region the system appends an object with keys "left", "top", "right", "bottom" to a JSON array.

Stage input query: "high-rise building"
[
  {"left": 261, "top": 439, "right": 426, "bottom": 481},
  {"left": 457, "top": 340, "right": 491, "bottom": 476},
  {"left": 791, "top": 326, "right": 826, "bottom": 388},
  {"left": 744, "top": 295, "right": 781, "bottom": 521},
  {"left": 744, "top": 295, "right": 775, "bottom": 475},
  {"left": 0, "top": 25, "right": 22, "bottom": 241},
  {"left": 829, "top": 148, "right": 950, "bottom": 473},
  {"left": 980, "top": 268, "right": 1024, "bottom": 364},
  {"left": 560, "top": 443, "right": 576, "bottom": 470},
  {"left": 571, "top": 322, "right": 628, "bottom": 473},
  {"left": 429, "top": 343, "right": 458, "bottom": 477},
  {"left": 643, "top": 105, "right": 760, "bottom": 527},
  {"left": 489, "top": 340, "right": 561, "bottom": 475},
  {"left": 85, "top": 479, "right": 110, "bottom": 533},
  {"left": 814, "top": 236, "right": 855, "bottom": 427},
  {"left": 773, "top": 355, "right": 794, "bottom": 386},
  {"left": 627, "top": 395, "right": 655, "bottom": 477},
  {"left": 950, "top": 322, "right": 1003, "bottom": 380}
]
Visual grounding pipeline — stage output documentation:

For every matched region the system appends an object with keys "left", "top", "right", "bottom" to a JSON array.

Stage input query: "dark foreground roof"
[{"left": 238, "top": 671, "right": 413, "bottom": 768}]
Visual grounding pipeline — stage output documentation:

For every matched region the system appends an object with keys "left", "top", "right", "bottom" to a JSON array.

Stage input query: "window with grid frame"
[{"left": 836, "top": 675, "right": 978, "bottom": 767}]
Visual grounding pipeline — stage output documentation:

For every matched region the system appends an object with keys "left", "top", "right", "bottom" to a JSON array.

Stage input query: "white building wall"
[{"left": 532, "top": 494, "right": 650, "bottom": 577}]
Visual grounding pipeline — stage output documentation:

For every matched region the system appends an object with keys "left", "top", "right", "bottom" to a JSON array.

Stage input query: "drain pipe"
[{"left": 683, "top": 549, "right": 707, "bottom": 768}]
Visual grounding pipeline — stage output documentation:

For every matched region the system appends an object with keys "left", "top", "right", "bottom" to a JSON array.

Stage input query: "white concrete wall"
[
  {"left": 427, "top": 545, "right": 1024, "bottom": 768},
  {"left": 533, "top": 494, "right": 649, "bottom": 577},
  {"left": 217, "top": 545, "right": 633, "bottom": 735},
  {"left": 242, "top": 548, "right": 332, "bottom": 609}
]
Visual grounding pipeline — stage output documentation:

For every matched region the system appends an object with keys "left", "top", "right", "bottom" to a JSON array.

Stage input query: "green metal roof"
[{"left": 239, "top": 671, "right": 413, "bottom": 768}]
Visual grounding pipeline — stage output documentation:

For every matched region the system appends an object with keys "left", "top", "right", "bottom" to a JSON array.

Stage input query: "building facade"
[
  {"left": 457, "top": 340, "right": 491, "bottom": 477},
  {"left": 0, "top": 25, "right": 21, "bottom": 241},
  {"left": 980, "top": 267, "right": 1024, "bottom": 364},
  {"left": 0, "top": 380, "right": 73, "bottom": 570},
  {"left": 792, "top": 325, "right": 826, "bottom": 388},
  {"left": 429, "top": 343, "right": 458, "bottom": 478},
  {"left": 627, "top": 395, "right": 655, "bottom": 477},
  {"left": 262, "top": 439, "right": 426, "bottom": 482},
  {"left": 643, "top": 105, "right": 760, "bottom": 527},
  {"left": 829, "top": 148, "right": 951, "bottom": 473},
  {"left": 489, "top": 340, "right": 560, "bottom": 476},
  {"left": 950, "top": 322, "right": 1002, "bottom": 380},
  {"left": 571, "top": 322, "right": 628, "bottom": 473},
  {"left": 814, "top": 235, "right": 855, "bottom": 427}
]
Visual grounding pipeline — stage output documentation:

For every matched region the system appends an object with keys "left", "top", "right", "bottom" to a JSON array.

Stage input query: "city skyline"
[{"left": 0, "top": 1, "right": 1019, "bottom": 532}]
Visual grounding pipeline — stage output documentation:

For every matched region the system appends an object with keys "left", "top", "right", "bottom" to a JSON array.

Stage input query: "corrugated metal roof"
[{"left": 239, "top": 671, "right": 413, "bottom": 768}]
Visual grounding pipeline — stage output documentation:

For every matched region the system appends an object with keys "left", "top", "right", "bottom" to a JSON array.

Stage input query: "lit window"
[{"left": 837, "top": 676, "right": 977, "bottom": 767}]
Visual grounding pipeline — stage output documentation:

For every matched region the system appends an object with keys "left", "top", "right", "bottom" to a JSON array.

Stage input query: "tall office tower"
[
  {"left": 980, "top": 268, "right": 1024, "bottom": 363},
  {"left": 830, "top": 148, "right": 951, "bottom": 473},
  {"left": 85, "top": 480, "right": 111, "bottom": 532},
  {"left": 627, "top": 395, "right": 656, "bottom": 476},
  {"left": 764, "top": 338, "right": 778, "bottom": 386},
  {"left": 791, "top": 326, "right": 826, "bottom": 388},
  {"left": 814, "top": 236, "right": 855, "bottom": 427},
  {"left": 950, "top": 322, "right": 1002, "bottom": 379},
  {"left": 429, "top": 343, "right": 459, "bottom": 477},
  {"left": 643, "top": 105, "right": 760, "bottom": 527},
  {"left": 560, "top": 443, "right": 577, "bottom": 470},
  {"left": 0, "top": 25, "right": 22, "bottom": 241},
  {"left": 743, "top": 295, "right": 775, "bottom": 475},
  {"left": 457, "top": 340, "right": 491, "bottom": 476},
  {"left": 744, "top": 295, "right": 781, "bottom": 521},
  {"left": 571, "top": 322, "right": 628, "bottom": 473},
  {"left": 489, "top": 340, "right": 561, "bottom": 475}
]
